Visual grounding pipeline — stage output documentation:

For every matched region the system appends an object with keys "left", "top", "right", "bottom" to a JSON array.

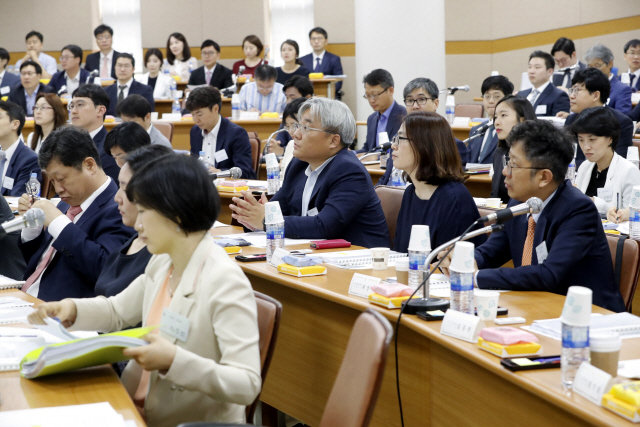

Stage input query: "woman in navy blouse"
[
  {"left": 94, "top": 145, "right": 174, "bottom": 297},
  {"left": 392, "top": 111, "right": 485, "bottom": 253}
]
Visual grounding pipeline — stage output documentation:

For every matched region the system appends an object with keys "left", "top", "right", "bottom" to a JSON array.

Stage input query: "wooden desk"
[
  {"left": 0, "top": 289, "right": 145, "bottom": 426},
  {"left": 452, "top": 124, "right": 473, "bottom": 141},
  {"left": 465, "top": 173, "right": 492, "bottom": 197},
  {"left": 365, "top": 163, "right": 385, "bottom": 185},
  {"left": 212, "top": 226, "right": 637, "bottom": 427}
]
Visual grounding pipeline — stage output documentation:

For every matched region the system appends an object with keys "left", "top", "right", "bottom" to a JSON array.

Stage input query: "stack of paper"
[
  {"left": 231, "top": 232, "right": 321, "bottom": 248},
  {"left": 0, "top": 402, "right": 130, "bottom": 427},
  {"left": 0, "top": 274, "right": 26, "bottom": 290},
  {"left": 522, "top": 312, "right": 640, "bottom": 340}
]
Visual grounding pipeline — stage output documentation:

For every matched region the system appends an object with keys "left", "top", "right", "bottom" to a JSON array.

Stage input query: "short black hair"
[
  {"left": 201, "top": 39, "right": 220, "bottom": 53},
  {"left": 0, "top": 101, "right": 26, "bottom": 135},
  {"left": 125, "top": 145, "right": 175, "bottom": 173},
  {"left": 551, "top": 37, "right": 576, "bottom": 56},
  {"left": 94, "top": 24, "right": 113, "bottom": 38},
  {"left": 363, "top": 69, "right": 394, "bottom": 89},
  {"left": 144, "top": 48, "right": 163, "bottom": 66},
  {"left": 116, "top": 53, "right": 135, "bottom": 69},
  {"left": 506, "top": 120, "right": 573, "bottom": 183},
  {"left": 254, "top": 64, "right": 278, "bottom": 82},
  {"left": 72, "top": 84, "right": 110, "bottom": 116},
  {"left": 117, "top": 94, "right": 151, "bottom": 119},
  {"left": 126, "top": 154, "right": 220, "bottom": 233},
  {"left": 309, "top": 27, "right": 328, "bottom": 39},
  {"left": 25, "top": 31, "right": 43, "bottom": 43},
  {"left": 0, "top": 48, "right": 9, "bottom": 64},
  {"left": 481, "top": 75, "right": 514, "bottom": 95},
  {"left": 572, "top": 68, "right": 610, "bottom": 104},
  {"left": 282, "top": 97, "right": 307, "bottom": 124},
  {"left": 185, "top": 86, "right": 222, "bottom": 112},
  {"left": 282, "top": 75, "right": 314, "bottom": 97},
  {"left": 529, "top": 50, "right": 555, "bottom": 70},
  {"left": 20, "top": 60, "right": 41, "bottom": 75},
  {"left": 569, "top": 107, "right": 620, "bottom": 152},
  {"left": 624, "top": 39, "right": 640, "bottom": 54},
  {"left": 62, "top": 44, "right": 83, "bottom": 62},
  {"left": 103, "top": 121, "right": 151, "bottom": 156},
  {"left": 38, "top": 126, "right": 102, "bottom": 170}
]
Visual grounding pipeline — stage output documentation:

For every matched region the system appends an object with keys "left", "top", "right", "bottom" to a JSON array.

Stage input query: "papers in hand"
[{"left": 32, "top": 317, "right": 77, "bottom": 342}]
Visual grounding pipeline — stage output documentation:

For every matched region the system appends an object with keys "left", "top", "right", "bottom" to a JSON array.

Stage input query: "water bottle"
[
  {"left": 445, "top": 95, "right": 456, "bottom": 125},
  {"left": 172, "top": 97, "right": 181, "bottom": 116},
  {"left": 449, "top": 270, "right": 474, "bottom": 314},
  {"left": 197, "top": 151, "right": 209, "bottom": 169},
  {"left": 561, "top": 323, "right": 590, "bottom": 388},
  {"left": 231, "top": 94, "right": 240, "bottom": 120},
  {"left": 391, "top": 167, "right": 405, "bottom": 187},
  {"left": 565, "top": 158, "right": 576, "bottom": 184},
  {"left": 170, "top": 79, "right": 177, "bottom": 100},
  {"left": 265, "top": 153, "right": 280, "bottom": 195},
  {"left": 188, "top": 61, "right": 194, "bottom": 77},
  {"left": 28, "top": 173, "right": 40, "bottom": 197},
  {"left": 380, "top": 150, "right": 389, "bottom": 167},
  {"left": 408, "top": 250, "right": 428, "bottom": 291},
  {"left": 266, "top": 221, "right": 285, "bottom": 263},
  {"left": 630, "top": 205, "right": 640, "bottom": 240},
  {"left": 163, "top": 59, "right": 170, "bottom": 74}
]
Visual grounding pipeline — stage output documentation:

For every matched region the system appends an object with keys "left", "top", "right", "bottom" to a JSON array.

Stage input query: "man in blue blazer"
[
  {"left": 441, "top": 120, "right": 625, "bottom": 312},
  {"left": 551, "top": 37, "right": 587, "bottom": 89},
  {"left": 186, "top": 86, "right": 256, "bottom": 179},
  {"left": 230, "top": 98, "right": 390, "bottom": 249},
  {"left": 623, "top": 39, "right": 640, "bottom": 93},
  {"left": 517, "top": 51, "right": 570, "bottom": 117},
  {"left": 18, "top": 127, "right": 134, "bottom": 301},
  {"left": 188, "top": 40, "right": 234, "bottom": 90},
  {"left": 84, "top": 25, "right": 120, "bottom": 79},
  {"left": 104, "top": 54, "right": 154, "bottom": 117},
  {"left": 299, "top": 27, "right": 344, "bottom": 95},
  {"left": 0, "top": 101, "right": 41, "bottom": 196},
  {"left": 48, "top": 45, "right": 91, "bottom": 95},
  {"left": 0, "top": 48, "right": 20, "bottom": 97},
  {"left": 585, "top": 44, "right": 632, "bottom": 115},
  {"left": 7, "top": 62, "right": 55, "bottom": 116}
]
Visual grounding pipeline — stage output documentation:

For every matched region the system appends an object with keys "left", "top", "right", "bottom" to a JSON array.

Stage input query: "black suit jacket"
[
  {"left": 0, "top": 197, "right": 25, "bottom": 280},
  {"left": 188, "top": 64, "right": 233, "bottom": 90},
  {"left": 84, "top": 50, "right": 121, "bottom": 79},
  {"left": 358, "top": 101, "right": 406, "bottom": 153},
  {"left": 552, "top": 61, "right": 587, "bottom": 88},
  {"left": 517, "top": 83, "right": 570, "bottom": 117},
  {"left": 48, "top": 69, "right": 92, "bottom": 94},
  {"left": 7, "top": 83, "right": 55, "bottom": 115},
  {"left": 104, "top": 80, "right": 155, "bottom": 116},
  {"left": 92, "top": 126, "right": 120, "bottom": 184},
  {"left": 0, "top": 72, "right": 20, "bottom": 96}
]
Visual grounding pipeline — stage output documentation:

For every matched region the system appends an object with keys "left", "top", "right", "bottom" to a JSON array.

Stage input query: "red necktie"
[{"left": 521, "top": 216, "right": 536, "bottom": 266}]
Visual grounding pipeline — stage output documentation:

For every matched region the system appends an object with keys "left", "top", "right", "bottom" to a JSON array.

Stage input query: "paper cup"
[
  {"left": 408, "top": 225, "right": 431, "bottom": 252},
  {"left": 560, "top": 286, "right": 592, "bottom": 327},
  {"left": 449, "top": 241, "right": 475, "bottom": 273},
  {"left": 265, "top": 153, "right": 278, "bottom": 169},
  {"left": 264, "top": 201, "right": 284, "bottom": 224},
  {"left": 371, "top": 247, "right": 390, "bottom": 270},
  {"left": 486, "top": 198, "right": 501, "bottom": 208},
  {"left": 150, "top": 112, "right": 159, "bottom": 121},
  {"left": 475, "top": 289, "right": 500, "bottom": 321}
]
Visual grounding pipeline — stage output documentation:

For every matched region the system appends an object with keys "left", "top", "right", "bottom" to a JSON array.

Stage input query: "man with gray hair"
[
  {"left": 585, "top": 43, "right": 632, "bottom": 115},
  {"left": 230, "top": 97, "right": 390, "bottom": 248}
]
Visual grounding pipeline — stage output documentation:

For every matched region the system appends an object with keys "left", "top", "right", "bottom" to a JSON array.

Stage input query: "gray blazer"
[{"left": 149, "top": 124, "right": 172, "bottom": 148}]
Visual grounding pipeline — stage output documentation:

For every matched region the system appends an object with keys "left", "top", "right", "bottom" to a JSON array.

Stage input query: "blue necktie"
[{"left": 314, "top": 58, "right": 321, "bottom": 72}]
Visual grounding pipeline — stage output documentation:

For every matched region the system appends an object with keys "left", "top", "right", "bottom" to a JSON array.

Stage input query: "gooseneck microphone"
[
  {"left": 478, "top": 197, "right": 544, "bottom": 224},
  {"left": 210, "top": 167, "right": 242, "bottom": 180},
  {"left": 0, "top": 208, "right": 45, "bottom": 239}
]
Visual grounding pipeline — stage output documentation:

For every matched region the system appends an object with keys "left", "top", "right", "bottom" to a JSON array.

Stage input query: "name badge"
[
  {"left": 2, "top": 176, "right": 14, "bottom": 191},
  {"left": 535, "top": 105, "right": 547, "bottom": 115},
  {"left": 440, "top": 309, "right": 485, "bottom": 343},
  {"left": 0, "top": 86, "right": 9, "bottom": 95},
  {"left": 214, "top": 149, "right": 228, "bottom": 163},
  {"left": 161, "top": 308, "right": 190, "bottom": 342},
  {"left": 348, "top": 273, "right": 380, "bottom": 299},
  {"left": 269, "top": 247, "right": 289, "bottom": 268},
  {"left": 307, "top": 207, "right": 319, "bottom": 217},
  {"left": 573, "top": 362, "right": 614, "bottom": 406},
  {"left": 535, "top": 241, "right": 548, "bottom": 264},
  {"left": 597, "top": 188, "right": 613, "bottom": 203}
]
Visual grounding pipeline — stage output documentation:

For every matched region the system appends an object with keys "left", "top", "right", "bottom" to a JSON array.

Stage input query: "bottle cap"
[
  {"left": 628, "top": 146, "right": 639, "bottom": 161},
  {"left": 560, "top": 286, "right": 592, "bottom": 327},
  {"left": 408, "top": 225, "right": 431, "bottom": 252},
  {"left": 199, "top": 151, "right": 205, "bottom": 156},
  {"left": 264, "top": 201, "right": 284, "bottom": 224},
  {"left": 590, "top": 331, "right": 621, "bottom": 352},
  {"left": 378, "top": 132, "right": 389, "bottom": 145},
  {"left": 630, "top": 185, "right": 640, "bottom": 208},
  {"left": 265, "top": 153, "right": 279, "bottom": 169},
  {"left": 449, "top": 241, "right": 475, "bottom": 273},
  {"left": 30, "top": 172, "right": 37, "bottom": 178},
  {"left": 395, "top": 257, "right": 409, "bottom": 271}
]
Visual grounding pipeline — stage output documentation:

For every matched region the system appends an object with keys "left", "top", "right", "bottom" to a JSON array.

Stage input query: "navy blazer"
[
  {"left": 105, "top": 80, "right": 155, "bottom": 116},
  {"left": 47, "top": 69, "right": 91, "bottom": 94},
  {"left": 609, "top": 76, "right": 632, "bottom": 116},
  {"left": 630, "top": 73, "right": 640, "bottom": 93},
  {"left": 84, "top": 51, "right": 121, "bottom": 79},
  {"left": 517, "top": 83, "right": 570, "bottom": 117},
  {"left": 189, "top": 117, "right": 256, "bottom": 179},
  {"left": 271, "top": 148, "right": 390, "bottom": 248},
  {"left": 300, "top": 51, "right": 343, "bottom": 92},
  {"left": 0, "top": 72, "right": 20, "bottom": 96},
  {"left": 468, "top": 124, "right": 498, "bottom": 164},
  {"left": 0, "top": 197, "right": 25, "bottom": 280},
  {"left": 7, "top": 83, "right": 55, "bottom": 116},
  {"left": 359, "top": 101, "right": 406, "bottom": 153},
  {"left": 19, "top": 179, "right": 135, "bottom": 301},
  {"left": 188, "top": 64, "right": 234, "bottom": 90},
  {"left": 566, "top": 106, "right": 633, "bottom": 168},
  {"left": 1, "top": 142, "right": 41, "bottom": 197},
  {"left": 628, "top": 101, "right": 640, "bottom": 123},
  {"left": 552, "top": 61, "right": 587, "bottom": 88},
  {"left": 93, "top": 127, "right": 120, "bottom": 184},
  {"left": 475, "top": 180, "right": 625, "bottom": 312}
]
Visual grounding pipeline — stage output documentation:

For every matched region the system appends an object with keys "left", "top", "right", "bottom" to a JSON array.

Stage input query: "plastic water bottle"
[
  {"left": 266, "top": 221, "right": 285, "bottom": 263},
  {"left": 163, "top": 59, "right": 170, "bottom": 74},
  {"left": 265, "top": 153, "right": 281, "bottom": 195},
  {"left": 197, "top": 151, "right": 209, "bottom": 169},
  {"left": 391, "top": 167, "right": 405, "bottom": 187},
  {"left": 565, "top": 158, "right": 576, "bottom": 184},
  {"left": 379, "top": 150, "right": 389, "bottom": 167},
  {"left": 449, "top": 270, "right": 474, "bottom": 314},
  {"left": 28, "top": 173, "right": 40, "bottom": 197},
  {"left": 408, "top": 250, "right": 428, "bottom": 291},
  {"left": 188, "top": 62, "right": 194, "bottom": 77},
  {"left": 561, "top": 323, "right": 590, "bottom": 388},
  {"left": 630, "top": 205, "right": 640, "bottom": 240},
  {"left": 172, "top": 97, "right": 181, "bottom": 116},
  {"left": 445, "top": 95, "right": 456, "bottom": 125},
  {"left": 231, "top": 94, "right": 240, "bottom": 120},
  {"left": 170, "top": 78, "right": 177, "bottom": 100}
]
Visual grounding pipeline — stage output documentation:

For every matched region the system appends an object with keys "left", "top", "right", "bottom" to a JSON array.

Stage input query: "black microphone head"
[
  {"left": 378, "top": 142, "right": 392, "bottom": 152},
  {"left": 229, "top": 167, "right": 242, "bottom": 180},
  {"left": 527, "top": 197, "right": 543, "bottom": 214}
]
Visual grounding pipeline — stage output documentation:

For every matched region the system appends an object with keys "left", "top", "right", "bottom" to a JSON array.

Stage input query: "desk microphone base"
[{"left": 402, "top": 297, "right": 450, "bottom": 314}]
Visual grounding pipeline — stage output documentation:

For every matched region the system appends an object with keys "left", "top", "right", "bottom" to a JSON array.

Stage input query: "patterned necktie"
[
  {"left": 529, "top": 89, "right": 540, "bottom": 106},
  {"left": 521, "top": 216, "right": 536, "bottom": 266},
  {"left": 22, "top": 205, "right": 83, "bottom": 293},
  {"left": 118, "top": 85, "right": 126, "bottom": 103},
  {"left": 101, "top": 56, "right": 109, "bottom": 78},
  {"left": 206, "top": 70, "right": 212, "bottom": 85},
  {"left": 315, "top": 57, "right": 321, "bottom": 72}
]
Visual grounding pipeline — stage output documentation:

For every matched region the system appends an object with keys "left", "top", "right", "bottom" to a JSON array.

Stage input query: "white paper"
[
  {"left": 0, "top": 86, "right": 10, "bottom": 95},
  {"left": 440, "top": 309, "right": 485, "bottom": 343},
  {"left": 0, "top": 402, "right": 127, "bottom": 427},
  {"left": 3, "top": 176, "right": 14, "bottom": 190},
  {"left": 522, "top": 312, "right": 640, "bottom": 340},
  {"left": 618, "top": 359, "right": 640, "bottom": 379},
  {"left": 348, "top": 273, "right": 381, "bottom": 299},
  {"left": 269, "top": 247, "right": 289, "bottom": 268},
  {"left": 211, "top": 221, "right": 230, "bottom": 228},
  {"left": 597, "top": 188, "right": 613, "bottom": 203},
  {"left": 214, "top": 149, "right": 228, "bottom": 163},
  {"left": 31, "top": 317, "right": 77, "bottom": 342},
  {"left": 232, "top": 231, "right": 320, "bottom": 248},
  {"left": 573, "top": 362, "right": 614, "bottom": 406},
  {"left": 618, "top": 221, "right": 630, "bottom": 235}
]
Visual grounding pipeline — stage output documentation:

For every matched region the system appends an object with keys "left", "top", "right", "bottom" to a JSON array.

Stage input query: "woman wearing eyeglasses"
[
  {"left": 27, "top": 93, "right": 67, "bottom": 153},
  {"left": 392, "top": 111, "right": 485, "bottom": 253}
]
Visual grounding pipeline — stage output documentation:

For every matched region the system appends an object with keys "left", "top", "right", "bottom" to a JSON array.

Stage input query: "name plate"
[
  {"left": 440, "top": 309, "right": 485, "bottom": 343},
  {"left": 573, "top": 362, "right": 614, "bottom": 406},
  {"left": 269, "top": 248, "right": 289, "bottom": 268},
  {"left": 348, "top": 273, "right": 381, "bottom": 299}
]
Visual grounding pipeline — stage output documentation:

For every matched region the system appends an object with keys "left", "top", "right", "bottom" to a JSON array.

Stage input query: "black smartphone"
[
  {"left": 236, "top": 254, "right": 267, "bottom": 262},
  {"left": 501, "top": 355, "right": 561, "bottom": 371},
  {"left": 416, "top": 310, "right": 447, "bottom": 321}
]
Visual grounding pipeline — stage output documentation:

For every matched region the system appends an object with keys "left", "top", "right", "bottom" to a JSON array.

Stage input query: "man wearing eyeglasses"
[
  {"left": 230, "top": 97, "right": 390, "bottom": 248},
  {"left": 104, "top": 54, "right": 154, "bottom": 117},
  {"left": 85, "top": 25, "right": 121, "bottom": 79},
  {"left": 48, "top": 45, "right": 91, "bottom": 96},
  {"left": 623, "top": 39, "right": 640, "bottom": 93},
  {"left": 357, "top": 69, "right": 406, "bottom": 154},
  {"left": 238, "top": 65, "right": 287, "bottom": 114},
  {"left": 439, "top": 120, "right": 625, "bottom": 312},
  {"left": 299, "top": 27, "right": 343, "bottom": 98},
  {"left": 188, "top": 40, "right": 233, "bottom": 90},
  {"left": 550, "top": 37, "right": 586, "bottom": 91},
  {"left": 7, "top": 62, "right": 54, "bottom": 116},
  {"left": 584, "top": 44, "right": 632, "bottom": 116}
]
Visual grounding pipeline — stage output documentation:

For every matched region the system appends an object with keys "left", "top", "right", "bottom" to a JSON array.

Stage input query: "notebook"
[
  {"left": 0, "top": 306, "right": 35, "bottom": 324},
  {"left": 318, "top": 249, "right": 408, "bottom": 269},
  {"left": 0, "top": 273, "right": 25, "bottom": 290}
]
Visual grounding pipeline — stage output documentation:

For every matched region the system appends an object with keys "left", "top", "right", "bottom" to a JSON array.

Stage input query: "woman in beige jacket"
[{"left": 29, "top": 154, "right": 261, "bottom": 427}]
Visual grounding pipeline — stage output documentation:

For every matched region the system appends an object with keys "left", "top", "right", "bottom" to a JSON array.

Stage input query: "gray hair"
[
  {"left": 403, "top": 77, "right": 439, "bottom": 100},
  {"left": 298, "top": 98, "right": 356, "bottom": 148},
  {"left": 584, "top": 44, "right": 614, "bottom": 64}
]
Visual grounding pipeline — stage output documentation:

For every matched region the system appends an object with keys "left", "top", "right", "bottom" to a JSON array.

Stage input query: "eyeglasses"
[
  {"left": 589, "top": 62, "right": 607, "bottom": 69},
  {"left": 115, "top": 63, "right": 132, "bottom": 69},
  {"left": 59, "top": 55, "right": 75, "bottom": 61},
  {"left": 404, "top": 97, "right": 435, "bottom": 106},
  {"left": 310, "top": 37, "right": 325, "bottom": 42},
  {"left": 68, "top": 101, "right": 91, "bottom": 110},
  {"left": 291, "top": 122, "right": 337, "bottom": 135},
  {"left": 483, "top": 94, "right": 504, "bottom": 101},
  {"left": 20, "top": 71, "right": 37, "bottom": 77},
  {"left": 201, "top": 51, "right": 217, "bottom": 57},
  {"left": 283, "top": 124, "right": 297, "bottom": 134},
  {"left": 363, "top": 87, "right": 389, "bottom": 101},
  {"left": 502, "top": 155, "right": 545, "bottom": 176},
  {"left": 568, "top": 86, "right": 586, "bottom": 96},
  {"left": 33, "top": 105, "right": 53, "bottom": 112},
  {"left": 391, "top": 135, "right": 410, "bottom": 146},
  {"left": 96, "top": 35, "right": 112, "bottom": 41},
  {"left": 627, "top": 50, "right": 640, "bottom": 57}
]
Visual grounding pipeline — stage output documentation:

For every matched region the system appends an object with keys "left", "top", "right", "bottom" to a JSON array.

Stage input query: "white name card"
[
  {"left": 452, "top": 117, "right": 471, "bottom": 127},
  {"left": 573, "top": 362, "right": 614, "bottom": 406},
  {"left": 348, "top": 273, "right": 381, "bottom": 299},
  {"left": 269, "top": 248, "right": 289, "bottom": 268},
  {"left": 440, "top": 309, "right": 485, "bottom": 343}
]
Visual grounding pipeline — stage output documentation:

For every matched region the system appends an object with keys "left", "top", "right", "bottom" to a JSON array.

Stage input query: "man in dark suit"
[
  {"left": 300, "top": 27, "right": 344, "bottom": 96},
  {"left": 563, "top": 68, "right": 633, "bottom": 167},
  {"left": 84, "top": 24, "right": 120, "bottom": 79},
  {"left": 623, "top": 39, "right": 640, "bottom": 93},
  {"left": 69, "top": 84, "right": 120, "bottom": 183},
  {"left": 104, "top": 54, "right": 154, "bottom": 117},
  {"left": 441, "top": 120, "right": 625, "bottom": 312},
  {"left": 230, "top": 98, "right": 390, "bottom": 249},
  {"left": 0, "top": 48, "right": 20, "bottom": 97},
  {"left": 186, "top": 86, "right": 256, "bottom": 179},
  {"left": 0, "top": 101, "right": 40, "bottom": 196},
  {"left": 0, "top": 197, "right": 25, "bottom": 280},
  {"left": 551, "top": 37, "right": 587, "bottom": 90},
  {"left": 48, "top": 45, "right": 91, "bottom": 96},
  {"left": 585, "top": 43, "right": 632, "bottom": 115},
  {"left": 188, "top": 40, "right": 233, "bottom": 90},
  {"left": 8, "top": 62, "right": 55, "bottom": 116},
  {"left": 18, "top": 126, "right": 134, "bottom": 301},
  {"left": 517, "top": 51, "right": 570, "bottom": 117}
]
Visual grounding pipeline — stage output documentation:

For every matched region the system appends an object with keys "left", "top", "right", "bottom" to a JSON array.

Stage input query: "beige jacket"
[{"left": 72, "top": 233, "right": 261, "bottom": 427}]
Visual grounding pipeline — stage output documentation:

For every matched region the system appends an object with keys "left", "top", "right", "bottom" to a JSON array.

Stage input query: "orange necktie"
[{"left": 521, "top": 215, "right": 536, "bottom": 266}]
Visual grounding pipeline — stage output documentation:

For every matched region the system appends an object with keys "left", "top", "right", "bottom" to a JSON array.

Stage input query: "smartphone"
[
  {"left": 235, "top": 254, "right": 267, "bottom": 262},
  {"left": 501, "top": 355, "right": 561, "bottom": 371}
]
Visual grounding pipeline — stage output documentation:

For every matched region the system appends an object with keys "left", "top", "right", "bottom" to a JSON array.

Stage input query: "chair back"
[
  {"left": 374, "top": 185, "right": 406, "bottom": 247},
  {"left": 247, "top": 131, "right": 260, "bottom": 176},
  {"left": 319, "top": 309, "right": 393, "bottom": 427},
  {"left": 606, "top": 235, "right": 640, "bottom": 312},
  {"left": 246, "top": 291, "right": 282, "bottom": 424},
  {"left": 455, "top": 104, "right": 484, "bottom": 118},
  {"left": 41, "top": 170, "right": 55, "bottom": 199},
  {"left": 152, "top": 121, "right": 174, "bottom": 142}
]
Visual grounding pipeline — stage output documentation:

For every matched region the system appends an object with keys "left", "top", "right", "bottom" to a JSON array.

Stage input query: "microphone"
[
  {"left": 367, "top": 141, "right": 392, "bottom": 154},
  {"left": 57, "top": 85, "right": 67, "bottom": 96},
  {"left": 0, "top": 208, "right": 45, "bottom": 239},
  {"left": 462, "top": 121, "right": 492, "bottom": 146},
  {"left": 447, "top": 85, "right": 470, "bottom": 92},
  {"left": 210, "top": 167, "right": 242, "bottom": 180},
  {"left": 238, "top": 65, "right": 246, "bottom": 75},
  {"left": 478, "top": 197, "right": 544, "bottom": 224},
  {"left": 263, "top": 128, "right": 289, "bottom": 156}
]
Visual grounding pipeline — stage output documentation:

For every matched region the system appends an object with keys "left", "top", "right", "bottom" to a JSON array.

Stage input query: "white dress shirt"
[
  {"left": 65, "top": 69, "right": 81, "bottom": 96},
  {"left": 312, "top": 51, "right": 326, "bottom": 71},
  {"left": 201, "top": 118, "right": 222, "bottom": 167},
  {"left": 16, "top": 52, "right": 57, "bottom": 76},
  {"left": 89, "top": 125, "right": 104, "bottom": 139},
  {"left": 301, "top": 155, "right": 336, "bottom": 216},
  {"left": 1, "top": 139, "right": 20, "bottom": 188},
  {"left": 528, "top": 81, "right": 550, "bottom": 105}
]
